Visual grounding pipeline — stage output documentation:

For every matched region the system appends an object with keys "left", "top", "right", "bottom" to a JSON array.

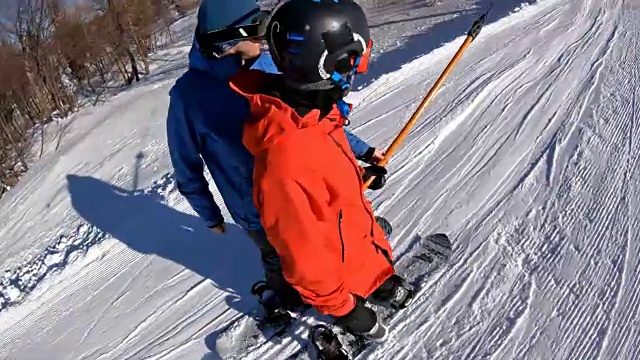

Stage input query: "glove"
[
  {"left": 362, "top": 164, "right": 387, "bottom": 191},
  {"left": 334, "top": 295, "right": 377, "bottom": 335}
]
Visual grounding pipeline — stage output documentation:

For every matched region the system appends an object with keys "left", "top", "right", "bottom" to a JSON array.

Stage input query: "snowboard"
[
  {"left": 213, "top": 216, "right": 394, "bottom": 359},
  {"left": 213, "top": 299, "right": 314, "bottom": 359},
  {"left": 289, "top": 233, "right": 453, "bottom": 360},
  {"left": 214, "top": 232, "right": 452, "bottom": 360}
]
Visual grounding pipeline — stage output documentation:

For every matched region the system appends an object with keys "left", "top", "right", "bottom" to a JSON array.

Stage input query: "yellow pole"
[{"left": 363, "top": 11, "right": 489, "bottom": 191}]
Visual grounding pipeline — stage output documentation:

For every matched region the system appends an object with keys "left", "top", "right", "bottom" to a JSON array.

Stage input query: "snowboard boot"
[
  {"left": 264, "top": 274, "right": 308, "bottom": 311},
  {"left": 369, "top": 274, "right": 415, "bottom": 310},
  {"left": 361, "top": 319, "right": 388, "bottom": 342},
  {"left": 251, "top": 280, "right": 297, "bottom": 327},
  {"left": 375, "top": 216, "right": 393, "bottom": 238}
]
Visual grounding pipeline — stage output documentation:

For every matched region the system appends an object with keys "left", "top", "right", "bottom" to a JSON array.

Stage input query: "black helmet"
[{"left": 266, "top": 0, "right": 372, "bottom": 93}]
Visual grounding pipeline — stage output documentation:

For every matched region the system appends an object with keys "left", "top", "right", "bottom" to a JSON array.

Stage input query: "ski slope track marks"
[
  {"left": 2, "top": 0, "right": 640, "bottom": 359},
  {"left": 352, "top": 1, "right": 638, "bottom": 359}
]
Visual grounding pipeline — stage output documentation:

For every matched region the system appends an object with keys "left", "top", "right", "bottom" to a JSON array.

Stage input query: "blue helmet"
[{"left": 195, "top": 0, "right": 269, "bottom": 58}]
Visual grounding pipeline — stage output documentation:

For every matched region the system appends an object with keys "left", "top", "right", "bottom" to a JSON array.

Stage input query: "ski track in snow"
[
  {"left": 0, "top": 169, "right": 257, "bottom": 359},
  {"left": 2, "top": 0, "right": 640, "bottom": 359}
]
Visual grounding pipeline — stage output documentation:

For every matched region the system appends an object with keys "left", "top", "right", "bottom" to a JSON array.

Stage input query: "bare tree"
[{"left": 0, "top": 0, "right": 197, "bottom": 195}]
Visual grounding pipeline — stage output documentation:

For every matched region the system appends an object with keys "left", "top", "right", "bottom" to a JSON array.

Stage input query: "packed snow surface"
[{"left": 1, "top": 0, "right": 638, "bottom": 359}]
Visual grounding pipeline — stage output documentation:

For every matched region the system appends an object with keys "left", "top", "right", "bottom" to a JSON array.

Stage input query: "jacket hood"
[{"left": 230, "top": 70, "right": 343, "bottom": 155}]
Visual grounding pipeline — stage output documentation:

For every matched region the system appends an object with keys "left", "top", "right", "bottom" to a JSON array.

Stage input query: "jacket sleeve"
[
  {"left": 258, "top": 173, "right": 356, "bottom": 317},
  {"left": 343, "top": 129, "right": 375, "bottom": 162},
  {"left": 166, "top": 89, "right": 224, "bottom": 228}
]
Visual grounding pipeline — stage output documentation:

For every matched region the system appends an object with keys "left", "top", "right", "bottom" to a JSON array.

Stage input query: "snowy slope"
[
  {"left": 1, "top": 0, "right": 638, "bottom": 359},
  {"left": 348, "top": 0, "right": 638, "bottom": 359}
]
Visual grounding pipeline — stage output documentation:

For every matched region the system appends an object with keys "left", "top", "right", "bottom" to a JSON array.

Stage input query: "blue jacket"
[{"left": 166, "top": 43, "right": 373, "bottom": 231}]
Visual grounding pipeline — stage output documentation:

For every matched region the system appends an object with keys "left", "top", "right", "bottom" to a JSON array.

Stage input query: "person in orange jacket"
[{"left": 229, "top": 0, "right": 415, "bottom": 340}]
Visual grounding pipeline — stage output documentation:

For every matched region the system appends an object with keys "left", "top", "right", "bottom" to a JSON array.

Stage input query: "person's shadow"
[{"left": 66, "top": 172, "right": 263, "bottom": 333}]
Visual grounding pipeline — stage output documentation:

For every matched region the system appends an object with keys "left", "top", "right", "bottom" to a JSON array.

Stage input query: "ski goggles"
[
  {"left": 196, "top": 9, "right": 271, "bottom": 59},
  {"left": 329, "top": 38, "right": 373, "bottom": 77},
  {"left": 352, "top": 39, "right": 373, "bottom": 75}
]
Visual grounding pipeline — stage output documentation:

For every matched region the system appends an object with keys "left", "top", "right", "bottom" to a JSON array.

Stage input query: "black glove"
[
  {"left": 334, "top": 295, "right": 377, "bottom": 335},
  {"left": 362, "top": 164, "right": 387, "bottom": 191}
]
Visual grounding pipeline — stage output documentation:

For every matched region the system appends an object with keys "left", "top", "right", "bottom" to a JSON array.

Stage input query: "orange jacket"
[{"left": 230, "top": 70, "right": 395, "bottom": 317}]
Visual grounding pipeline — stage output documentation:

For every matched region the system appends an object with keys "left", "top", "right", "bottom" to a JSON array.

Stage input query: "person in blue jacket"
[{"left": 166, "top": 0, "right": 386, "bottom": 318}]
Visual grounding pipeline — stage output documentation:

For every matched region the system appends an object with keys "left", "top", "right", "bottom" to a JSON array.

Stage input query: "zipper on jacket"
[
  {"left": 329, "top": 133, "right": 378, "bottom": 237},
  {"left": 338, "top": 209, "right": 345, "bottom": 262}
]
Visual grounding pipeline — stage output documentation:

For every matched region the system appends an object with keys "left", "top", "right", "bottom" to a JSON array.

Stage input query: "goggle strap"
[
  {"left": 226, "top": 8, "right": 262, "bottom": 29},
  {"left": 355, "top": 39, "right": 373, "bottom": 74}
]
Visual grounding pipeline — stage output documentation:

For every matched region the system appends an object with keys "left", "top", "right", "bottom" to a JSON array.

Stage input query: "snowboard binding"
[
  {"left": 250, "top": 280, "right": 293, "bottom": 327},
  {"left": 369, "top": 274, "right": 415, "bottom": 311},
  {"left": 310, "top": 324, "right": 350, "bottom": 360},
  {"left": 388, "top": 275, "right": 415, "bottom": 310}
]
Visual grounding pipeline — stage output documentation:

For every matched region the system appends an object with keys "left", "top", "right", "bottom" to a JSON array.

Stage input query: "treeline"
[{"left": 0, "top": 0, "right": 199, "bottom": 197}]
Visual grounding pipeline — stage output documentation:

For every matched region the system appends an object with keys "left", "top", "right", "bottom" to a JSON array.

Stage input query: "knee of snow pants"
[
  {"left": 246, "top": 229, "right": 282, "bottom": 275},
  {"left": 246, "top": 229, "right": 303, "bottom": 307}
]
